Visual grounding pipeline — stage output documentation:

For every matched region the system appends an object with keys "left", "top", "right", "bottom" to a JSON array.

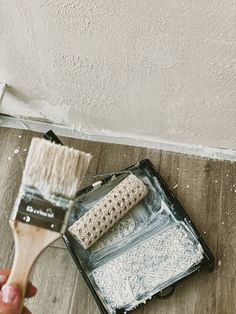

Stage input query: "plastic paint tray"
[{"left": 63, "top": 159, "right": 215, "bottom": 314}]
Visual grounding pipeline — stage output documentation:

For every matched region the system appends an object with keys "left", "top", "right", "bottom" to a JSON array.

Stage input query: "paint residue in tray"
[
  {"left": 92, "top": 223, "right": 203, "bottom": 312},
  {"left": 69, "top": 166, "right": 206, "bottom": 313}
]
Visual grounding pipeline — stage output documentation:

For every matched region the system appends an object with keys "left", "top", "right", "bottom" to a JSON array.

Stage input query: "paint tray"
[{"left": 63, "top": 159, "right": 215, "bottom": 314}]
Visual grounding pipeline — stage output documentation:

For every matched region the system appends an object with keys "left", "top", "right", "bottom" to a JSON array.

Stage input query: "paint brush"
[{"left": 6, "top": 137, "right": 91, "bottom": 308}]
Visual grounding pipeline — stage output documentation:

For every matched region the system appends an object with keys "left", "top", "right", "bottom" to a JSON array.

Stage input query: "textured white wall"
[{"left": 0, "top": 0, "right": 235, "bottom": 149}]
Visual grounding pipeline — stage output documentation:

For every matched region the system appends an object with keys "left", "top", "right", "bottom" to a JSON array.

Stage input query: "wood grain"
[
  {"left": 96, "top": 142, "right": 162, "bottom": 174},
  {"left": 175, "top": 155, "right": 222, "bottom": 256},
  {"left": 69, "top": 271, "right": 100, "bottom": 314},
  {"left": 7, "top": 221, "right": 60, "bottom": 313},
  {"left": 215, "top": 276, "right": 236, "bottom": 314},
  {"left": 0, "top": 126, "right": 235, "bottom": 314},
  {"left": 216, "top": 161, "right": 236, "bottom": 278},
  {"left": 133, "top": 273, "right": 217, "bottom": 314},
  {"left": 27, "top": 247, "right": 78, "bottom": 314}
]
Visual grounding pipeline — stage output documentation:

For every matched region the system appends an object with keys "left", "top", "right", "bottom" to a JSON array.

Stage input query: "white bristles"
[{"left": 22, "top": 138, "right": 92, "bottom": 199}]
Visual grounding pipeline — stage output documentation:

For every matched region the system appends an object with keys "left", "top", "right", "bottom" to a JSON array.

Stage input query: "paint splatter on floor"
[{"left": 14, "top": 148, "right": 20, "bottom": 154}]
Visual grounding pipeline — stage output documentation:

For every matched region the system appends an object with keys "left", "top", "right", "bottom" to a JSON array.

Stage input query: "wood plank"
[
  {"left": 158, "top": 152, "right": 223, "bottom": 257},
  {"left": 27, "top": 247, "right": 78, "bottom": 314},
  {"left": 69, "top": 271, "right": 100, "bottom": 314},
  {"left": 215, "top": 276, "right": 236, "bottom": 314},
  {"left": 158, "top": 151, "right": 181, "bottom": 190},
  {"left": 133, "top": 272, "right": 217, "bottom": 314},
  {"left": 96, "top": 142, "right": 162, "bottom": 174},
  {"left": 216, "top": 161, "right": 236, "bottom": 278}
]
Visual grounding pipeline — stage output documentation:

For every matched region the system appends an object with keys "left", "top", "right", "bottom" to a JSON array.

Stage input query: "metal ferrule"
[{"left": 11, "top": 187, "right": 73, "bottom": 234}]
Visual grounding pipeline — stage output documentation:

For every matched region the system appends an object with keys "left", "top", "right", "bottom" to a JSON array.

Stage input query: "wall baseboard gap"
[{"left": 0, "top": 115, "right": 235, "bottom": 161}]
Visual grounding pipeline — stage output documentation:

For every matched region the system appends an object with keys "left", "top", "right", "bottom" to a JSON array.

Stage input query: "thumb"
[{"left": 0, "top": 284, "right": 22, "bottom": 314}]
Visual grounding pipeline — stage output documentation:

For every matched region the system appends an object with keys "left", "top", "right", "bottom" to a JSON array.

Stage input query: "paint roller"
[{"left": 69, "top": 174, "right": 148, "bottom": 249}]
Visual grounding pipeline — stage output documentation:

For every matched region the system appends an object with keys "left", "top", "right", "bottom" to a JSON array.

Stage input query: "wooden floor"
[{"left": 0, "top": 127, "right": 235, "bottom": 314}]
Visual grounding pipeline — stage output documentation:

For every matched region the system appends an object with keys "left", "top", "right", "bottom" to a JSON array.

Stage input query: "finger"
[
  {"left": 0, "top": 285, "right": 22, "bottom": 314},
  {"left": 0, "top": 270, "right": 10, "bottom": 288},
  {"left": 0, "top": 270, "right": 37, "bottom": 298},
  {"left": 22, "top": 306, "right": 32, "bottom": 314},
  {"left": 25, "top": 282, "right": 37, "bottom": 298}
]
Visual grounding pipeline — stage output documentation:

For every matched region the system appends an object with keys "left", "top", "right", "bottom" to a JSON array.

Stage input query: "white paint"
[
  {"left": 22, "top": 137, "right": 92, "bottom": 199},
  {"left": 0, "top": 1, "right": 235, "bottom": 151},
  {"left": 0, "top": 115, "right": 235, "bottom": 161},
  {"left": 93, "top": 224, "right": 203, "bottom": 312},
  {"left": 14, "top": 148, "right": 20, "bottom": 154},
  {"left": 1, "top": 92, "right": 67, "bottom": 124}
]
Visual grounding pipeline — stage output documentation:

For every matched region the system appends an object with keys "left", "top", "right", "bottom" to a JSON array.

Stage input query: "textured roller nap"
[{"left": 69, "top": 174, "right": 148, "bottom": 248}]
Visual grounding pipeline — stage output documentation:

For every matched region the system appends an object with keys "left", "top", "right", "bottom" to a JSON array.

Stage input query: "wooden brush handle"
[{"left": 7, "top": 220, "right": 60, "bottom": 309}]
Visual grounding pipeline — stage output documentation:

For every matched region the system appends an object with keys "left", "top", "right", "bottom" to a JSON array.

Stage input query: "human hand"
[{"left": 0, "top": 270, "right": 37, "bottom": 314}]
